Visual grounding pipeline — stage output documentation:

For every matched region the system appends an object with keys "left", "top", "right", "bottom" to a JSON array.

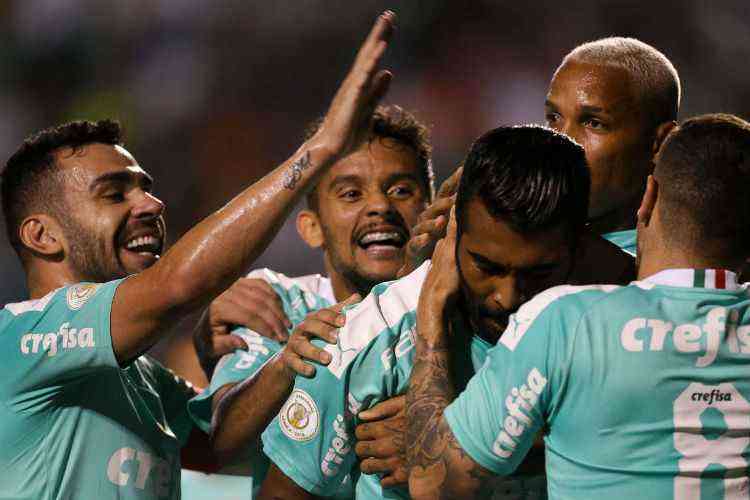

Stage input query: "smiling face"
[
  {"left": 457, "top": 199, "right": 574, "bottom": 343},
  {"left": 55, "top": 143, "right": 165, "bottom": 282},
  {"left": 310, "top": 137, "right": 428, "bottom": 296},
  {"left": 545, "top": 60, "right": 655, "bottom": 222}
]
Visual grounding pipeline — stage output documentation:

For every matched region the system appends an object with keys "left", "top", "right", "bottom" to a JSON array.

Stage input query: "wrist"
[{"left": 305, "top": 132, "right": 346, "bottom": 165}]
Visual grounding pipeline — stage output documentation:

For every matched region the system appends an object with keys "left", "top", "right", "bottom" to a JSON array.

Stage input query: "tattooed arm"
[{"left": 406, "top": 212, "right": 493, "bottom": 499}]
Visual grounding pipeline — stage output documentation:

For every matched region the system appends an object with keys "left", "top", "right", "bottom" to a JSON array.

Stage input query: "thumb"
[
  {"left": 359, "top": 395, "right": 405, "bottom": 421},
  {"left": 446, "top": 205, "right": 458, "bottom": 240},
  {"left": 334, "top": 293, "right": 363, "bottom": 313}
]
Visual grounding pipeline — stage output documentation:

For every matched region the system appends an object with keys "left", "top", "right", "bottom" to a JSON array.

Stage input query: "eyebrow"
[
  {"left": 89, "top": 170, "right": 153, "bottom": 192},
  {"left": 327, "top": 175, "right": 363, "bottom": 191},
  {"left": 382, "top": 172, "right": 422, "bottom": 187},
  {"left": 469, "top": 250, "right": 559, "bottom": 272}
]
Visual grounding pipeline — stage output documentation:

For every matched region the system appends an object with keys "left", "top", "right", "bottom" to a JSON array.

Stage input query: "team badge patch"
[
  {"left": 279, "top": 389, "right": 319, "bottom": 442},
  {"left": 66, "top": 284, "right": 100, "bottom": 310}
]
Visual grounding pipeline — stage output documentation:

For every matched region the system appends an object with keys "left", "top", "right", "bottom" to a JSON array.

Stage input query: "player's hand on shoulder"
[
  {"left": 194, "top": 277, "right": 292, "bottom": 378},
  {"left": 309, "top": 10, "right": 396, "bottom": 159},
  {"left": 282, "top": 293, "right": 361, "bottom": 378},
  {"left": 355, "top": 395, "right": 408, "bottom": 488},
  {"left": 398, "top": 166, "right": 462, "bottom": 278}
]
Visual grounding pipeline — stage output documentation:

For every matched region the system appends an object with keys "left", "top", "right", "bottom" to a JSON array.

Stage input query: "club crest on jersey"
[
  {"left": 66, "top": 284, "right": 100, "bottom": 310},
  {"left": 280, "top": 389, "right": 319, "bottom": 442}
]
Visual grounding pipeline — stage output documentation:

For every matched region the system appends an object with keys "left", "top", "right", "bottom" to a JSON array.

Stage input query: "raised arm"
[
  {"left": 110, "top": 11, "right": 396, "bottom": 365},
  {"left": 406, "top": 213, "right": 494, "bottom": 499}
]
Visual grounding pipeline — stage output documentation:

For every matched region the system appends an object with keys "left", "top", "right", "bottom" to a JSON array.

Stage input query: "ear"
[
  {"left": 637, "top": 175, "right": 659, "bottom": 228},
  {"left": 296, "top": 209, "right": 324, "bottom": 249},
  {"left": 19, "top": 214, "right": 65, "bottom": 257},
  {"left": 652, "top": 120, "right": 677, "bottom": 156}
]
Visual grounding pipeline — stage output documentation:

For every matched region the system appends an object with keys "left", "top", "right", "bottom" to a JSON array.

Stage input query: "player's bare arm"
[
  {"left": 210, "top": 296, "right": 354, "bottom": 465},
  {"left": 110, "top": 11, "right": 396, "bottom": 366},
  {"left": 398, "top": 166, "right": 462, "bottom": 278},
  {"left": 258, "top": 463, "right": 315, "bottom": 500},
  {"left": 406, "top": 212, "right": 493, "bottom": 499}
]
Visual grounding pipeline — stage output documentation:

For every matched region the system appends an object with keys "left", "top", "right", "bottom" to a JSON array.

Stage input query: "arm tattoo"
[
  {"left": 406, "top": 337, "right": 492, "bottom": 498},
  {"left": 282, "top": 151, "right": 312, "bottom": 190}
]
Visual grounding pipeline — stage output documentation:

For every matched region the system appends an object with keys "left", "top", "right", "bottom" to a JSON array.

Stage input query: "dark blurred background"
[{"left": 1, "top": 0, "right": 748, "bottom": 383}]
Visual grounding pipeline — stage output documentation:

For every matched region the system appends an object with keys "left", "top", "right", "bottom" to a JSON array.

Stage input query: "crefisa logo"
[{"left": 280, "top": 389, "right": 320, "bottom": 442}]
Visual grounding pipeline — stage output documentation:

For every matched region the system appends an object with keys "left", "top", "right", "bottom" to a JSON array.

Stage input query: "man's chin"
[{"left": 478, "top": 317, "right": 509, "bottom": 342}]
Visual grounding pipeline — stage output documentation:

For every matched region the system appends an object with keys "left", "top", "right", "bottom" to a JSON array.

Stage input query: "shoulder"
[
  {"left": 500, "top": 284, "right": 621, "bottom": 351},
  {"left": 321, "top": 262, "right": 430, "bottom": 378},
  {"left": 245, "top": 268, "right": 334, "bottom": 305}
]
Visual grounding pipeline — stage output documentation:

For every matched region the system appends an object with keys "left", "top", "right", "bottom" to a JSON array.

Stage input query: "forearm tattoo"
[
  {"left": 407, "top": 341, "right": 492, "bottom": 498},
  {"left": 282, "top": 150, "right": 312, "bottom": 190}
]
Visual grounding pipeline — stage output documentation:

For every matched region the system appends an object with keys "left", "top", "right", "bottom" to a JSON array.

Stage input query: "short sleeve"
[
  {"left": 444, "top": 294, "right": 573, "bottom": 476},
  {"left": 261, "top": 359, "right": 353, "bottom": 496},
  {"left": 5, "top": 280, "right": 123, "bottom": 397},
  {"left": 143, "top": 355, "right": 199, "bottom": 446},
  {"left": 188, "top": 327, "right": 281, "bottom": 433}
]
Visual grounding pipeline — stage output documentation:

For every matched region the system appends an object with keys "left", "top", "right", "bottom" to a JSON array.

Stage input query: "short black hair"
[
  {"left": 304, "top": 105, "right": 434, "bottom": 211},
  {"left": 455, "top": 125, "right": 590, "bottom": 238},
  {"left": 654, "top": 113, "right": 750, "bottom": 259},
  {"left": 2, "top": 119, "right": 123, "bottom": 256}
]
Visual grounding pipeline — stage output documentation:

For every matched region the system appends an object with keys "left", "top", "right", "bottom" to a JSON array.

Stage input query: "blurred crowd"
[{"left": 1, "top": 0, "right": 748, "bottom": 383}]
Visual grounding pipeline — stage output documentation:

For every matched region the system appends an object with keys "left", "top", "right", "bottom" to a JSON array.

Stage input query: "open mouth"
[
  {"left": 124, "top": 235, "right": 162, "bottom": 256},
  {"left": 356, "top": 228, "right": 408, "bottom": 259}
]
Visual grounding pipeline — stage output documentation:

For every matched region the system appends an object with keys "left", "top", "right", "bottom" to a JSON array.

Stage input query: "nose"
[
  {"left": 364, "top": 190, "right": 395, "bottom": 218},
  {"left": 131, "top": 190, "right": 165, "bottom": 221},
  {"left": 492, "top": 275, "right": 527, "bottom": 312}
]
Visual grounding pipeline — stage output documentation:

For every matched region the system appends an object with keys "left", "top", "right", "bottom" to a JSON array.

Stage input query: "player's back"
[{"left": 549, "top": 269, "right": 750, "bottom": 499}]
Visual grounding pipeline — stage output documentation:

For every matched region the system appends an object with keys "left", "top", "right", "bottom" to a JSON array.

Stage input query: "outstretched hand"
[{"left": 312, "top": 11, "right": 397, "bottom": 159}]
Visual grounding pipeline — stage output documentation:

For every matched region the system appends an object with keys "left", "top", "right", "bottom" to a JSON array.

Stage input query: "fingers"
[
  {"left": 360, "top": 456, "right": 402, "bottom": 476},
  {"left": 379, "top": 468, "right": 408, "bottom": 488},
  {"left": 355, "top": 11, "right": 396, "bottom": 67},
  {"left": 355, "top": 436, "right": 400, "bottom": 459},
  {"left": 359, "top": 395, "right": 405, "bottom": 421},
  {"left": 412, "top": 214, "right": 447, "bottom": 242},
  {"left": 213, "top": 335, "right": 248, "bottom": 357},
  {"left": 436, "top": 165, "right": 464, "bottom": 198},
  {"left": 282, "top": 350, "right": 316, "bottom": 378},
  {"left": 445, "top": 205, "right": 458, "bottom": 240},
  {"left": 418, "top": 194, "right": 455, "bottom": 224}
]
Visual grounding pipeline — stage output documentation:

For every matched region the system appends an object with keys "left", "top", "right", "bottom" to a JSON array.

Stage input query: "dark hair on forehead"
[
  {"left": 455, "top": 125, "right": 590, "bottom": 238},
  {"left": 304, "top": 106, "right": 434, "bottom": 212},
  {"left": 1, "top": 119, "right": 123, "bottom": 257},
  {"left": 655, "top": 113, "right": 750, "bottom": 258}
]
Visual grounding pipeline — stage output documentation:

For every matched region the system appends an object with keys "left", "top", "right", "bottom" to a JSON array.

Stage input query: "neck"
[
  {"left": 323, "top": 254, "right": 363, "bottom": 302},
  {"left": 637, "top": 247, "right": 743, "bottom": 280},
  {"left": 26, "top": 263, "right": 79, "bottom": 299},
  {"left": 587, "top": 198, "right": 641, "bottom": 235}
]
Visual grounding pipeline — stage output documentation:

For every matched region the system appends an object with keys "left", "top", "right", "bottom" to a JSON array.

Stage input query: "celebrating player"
[
  {"left": 0, "top": 11, "right": 396, "bottom": 499},
  {"left": 187, "top": 106, "right": 434, "bottom": 495},
  {"left": 256, "top": 125, "right": 635, "bottom": 499},
  {"left": 406, "top": 114, "right": 750, "bottom": 499},
  {"left": 546, "top": 37, "right": 680, "bottom": 255}
]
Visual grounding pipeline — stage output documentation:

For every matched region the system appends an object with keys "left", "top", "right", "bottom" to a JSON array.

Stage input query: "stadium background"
[{"left": 0, "top": 0, "right": 748, "bottom": 385}]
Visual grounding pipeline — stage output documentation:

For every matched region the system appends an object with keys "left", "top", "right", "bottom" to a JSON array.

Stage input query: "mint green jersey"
[
  {"left": 445, "top": 268, "right": 750, "bottom": 499},
  {"left": 0, "top": 281, "right": 195, "bottom": 500},
  {"left": 261, "top": 263, "right": 544, "bottom": 499},
  {"left": 187, "top": 268, "right": 335, "bottom": 498},
  {"left": 601, "top": 228, "right": 637, "bottom": 256}
]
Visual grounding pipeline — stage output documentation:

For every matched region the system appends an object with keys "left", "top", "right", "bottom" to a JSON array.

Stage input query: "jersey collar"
[{"left": 643, "top": 268, "right": 740, "bottom": 290}]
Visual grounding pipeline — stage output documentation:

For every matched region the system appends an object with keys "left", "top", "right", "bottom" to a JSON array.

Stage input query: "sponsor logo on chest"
[{"left": 20, "top": 322, "right": 95, "bottom": 356}]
